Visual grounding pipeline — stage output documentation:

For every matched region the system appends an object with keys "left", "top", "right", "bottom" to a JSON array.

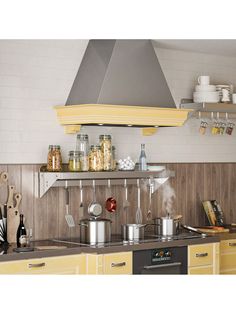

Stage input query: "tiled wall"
[{"left": 1, "top": 40, "right": 236, "bottom": 164}]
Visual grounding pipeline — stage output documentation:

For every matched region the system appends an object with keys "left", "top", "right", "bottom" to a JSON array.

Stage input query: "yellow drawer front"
[
  {"left": 188, "top": 244, "right": 213, "bottom": 267},
  {"left": 0, "top": 254, "right": 86, "bottom": 275},
  {"left": 220, "top": 269, "right": 236, "bottom": 275},
  {"left": 220, "top": 239, "right": 236, "bottom": 253},
  {"left": 188, "top": 266, "right": 214, "bottom": 275},
  {"left": 103, "top": 252, "right": 132, "bottom": 275},
  {"left": 220, "top": 253, "right": 236, "bottom": 273}
]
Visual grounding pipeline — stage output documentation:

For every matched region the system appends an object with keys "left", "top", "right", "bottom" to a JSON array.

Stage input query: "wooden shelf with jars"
[{"left": 36, "top": 165, "right": 175, "bottom": 198}]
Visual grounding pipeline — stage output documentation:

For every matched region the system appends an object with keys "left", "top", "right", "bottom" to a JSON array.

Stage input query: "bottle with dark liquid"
[{"left": 17, "top": 214, "right": 26, "bottom": 247}]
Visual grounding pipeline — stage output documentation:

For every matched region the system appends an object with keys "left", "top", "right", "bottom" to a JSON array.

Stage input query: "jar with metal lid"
[
  {"left": 76, "top": 134, "right": 89, "bottom": 171},
  {"left": 68, "top": 151, "right": 81, "bottom": 171},
  {"left": 47, "top": 145, "right": 62, "bottom": 171},
  {"left": 89, "top": 145, "right": 103, "bottom": 171},
  {"left": 111, "top": 146, "right": 116, "bottom": 171},
  {"left": 99, "top": 134, "right": 112, "bottom": 171}
]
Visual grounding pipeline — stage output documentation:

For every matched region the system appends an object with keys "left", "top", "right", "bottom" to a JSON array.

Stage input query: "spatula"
[{"left": 65, "top": 182, "right": 75, "bottom": 227}]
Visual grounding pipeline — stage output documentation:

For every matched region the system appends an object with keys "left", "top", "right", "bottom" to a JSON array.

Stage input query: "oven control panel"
[{"left": 151, "top": 248, "right": 173, "bottom": 263}]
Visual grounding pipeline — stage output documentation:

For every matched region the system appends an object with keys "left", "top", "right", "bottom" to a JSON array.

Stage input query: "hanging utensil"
[
  {"left": 146, "top": 178, "right": 154, "bottom": 221},
  {"left": 122, "top": 179, "right": 130, "bottom": 224},
  {"left": 105, "top": 179, "right": 117, "bottom": 213},
  {"left": 64, "top": 181, "right": 75, "bottom": 227},
  {"left": 79, "top": 180, "right": 84, "bottom": 217},
  {"left": 88, "top": 180, "right": 102, "bottom": 217},
  {"left": 135, "top": 179, "right": 142, "bottom": 224}
]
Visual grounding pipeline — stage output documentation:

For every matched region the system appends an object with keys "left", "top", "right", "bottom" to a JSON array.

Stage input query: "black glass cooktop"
[{"left": 52, "top": 232, "right": 206, "bottom": 248}]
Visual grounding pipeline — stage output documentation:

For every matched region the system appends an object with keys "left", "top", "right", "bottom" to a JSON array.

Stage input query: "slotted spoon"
[
  {"left": 135, "top": 179, "right": 143, "bottom": 224},
  {"left": 65, "top": 181, "right": 75, "bottom": 227}
]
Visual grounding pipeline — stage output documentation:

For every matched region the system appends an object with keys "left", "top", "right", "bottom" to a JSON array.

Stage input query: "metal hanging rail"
[{"left": 36, "top": 165, "right": 175, "bottom": 198}]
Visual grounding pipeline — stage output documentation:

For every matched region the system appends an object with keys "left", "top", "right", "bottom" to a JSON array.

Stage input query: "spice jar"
[
  {"left": 68, "top": 151, "right": 81, "bottom": 171},
  {"left": 99, "top": 135, "right": 112, "bottom": 171},
  {"left": 76, "top": 134, "right": 89, "bottom": 171},
  {"left": 47, "top": 145, "right": 62, "bottom": 171},
  {"left": 111, "top": 146, "right": 116, "bottom": 171},
  {"left": 89, "top": 145, "right": 103, "bottom": 171}
]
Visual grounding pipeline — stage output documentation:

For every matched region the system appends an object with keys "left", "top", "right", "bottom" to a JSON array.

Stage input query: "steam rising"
[{"left": 162, "top": 181, "right": 176, "bottom": 216}]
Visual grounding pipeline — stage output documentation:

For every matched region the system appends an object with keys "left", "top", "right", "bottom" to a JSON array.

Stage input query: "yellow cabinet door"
[
  {"left": 188, "top": 266, "right": 213, "bottom": 275},
  {"left": 188, "top": 243, "right": 219, "bottom": 275},
  {"left": 86, "top": 252, "right": 132, "bottom": 275},
  {"left": 220, "top": 239, "right": 236, "bottom": 274},
  {"left": 0, "top": 254, "right": 86, "bottom": 275}
]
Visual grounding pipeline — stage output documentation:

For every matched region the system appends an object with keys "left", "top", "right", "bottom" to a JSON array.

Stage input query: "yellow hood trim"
[{"left": 54, "top": 104, "right": 192, "bottom": 134}]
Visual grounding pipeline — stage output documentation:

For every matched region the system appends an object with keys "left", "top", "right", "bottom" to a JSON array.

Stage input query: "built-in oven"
[{"left": 133, "top": 246, "right": 187, "bottom": 274}]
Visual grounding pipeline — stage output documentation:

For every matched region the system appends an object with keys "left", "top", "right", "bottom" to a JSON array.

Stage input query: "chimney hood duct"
[
  {"left": 54, "top": 40, "right": 192, "bottom": 135},
  {"left": 66, "top": 40, "right": 175, "bottom": 107}
]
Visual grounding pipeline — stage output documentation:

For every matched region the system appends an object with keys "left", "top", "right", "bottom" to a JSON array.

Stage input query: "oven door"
[{"left": 133, "top": 246, "right": 187, "bottom": 274}]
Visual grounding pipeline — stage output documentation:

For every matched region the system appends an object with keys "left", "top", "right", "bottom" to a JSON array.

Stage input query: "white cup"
[
  {"left": 232, "top": 93, "right": 236, "bottom": 104},
  {"left": 198, "top": 75, "right": 210, "bottom": 85}
]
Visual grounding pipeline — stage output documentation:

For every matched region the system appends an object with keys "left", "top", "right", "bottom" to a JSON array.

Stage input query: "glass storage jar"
[
  {"left": 99, "top": 134, "right": 112, "bottom": 171},
  {"left": 89, "top": 145, "right": 103, "bottom": 171},
  {"left": 68, "top": 151, "right": 81, "bottom": 171},
  {"left": 76, "top": 134, "right": 89, "bottom": 171},
  {"left": 47, "top": 145, "right": 62, "bottom": 171}
]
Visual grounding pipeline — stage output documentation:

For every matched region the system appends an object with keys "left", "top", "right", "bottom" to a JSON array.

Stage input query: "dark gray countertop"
[{"left": 0, "top": 233, "right": 221, "bottom": 263}]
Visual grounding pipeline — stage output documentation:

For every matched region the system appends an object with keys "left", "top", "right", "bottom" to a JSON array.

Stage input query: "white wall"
[{"left": 1, "top": 40, "right": 236, "bottom": 164}]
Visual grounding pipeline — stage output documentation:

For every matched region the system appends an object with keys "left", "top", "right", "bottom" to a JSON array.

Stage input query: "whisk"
[{"left": 135, "top": 179, "right": 143, "bottom": 224}]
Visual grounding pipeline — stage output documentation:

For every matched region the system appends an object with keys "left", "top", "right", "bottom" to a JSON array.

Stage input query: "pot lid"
[{"left": 80, "top": 217, "right": 112, "bottom": 222}]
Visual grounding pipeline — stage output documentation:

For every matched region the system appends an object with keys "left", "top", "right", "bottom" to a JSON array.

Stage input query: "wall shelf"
[
  {"left": 37, "top": 165, "right": 175, "bottom": 198},
  {"left": 180, "top": 101, "right": 236, "bottom": 119}
]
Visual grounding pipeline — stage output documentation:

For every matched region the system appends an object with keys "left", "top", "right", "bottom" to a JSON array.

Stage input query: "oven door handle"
[{"left": 143, "top": 262, "right": 182, "bottom": 270}]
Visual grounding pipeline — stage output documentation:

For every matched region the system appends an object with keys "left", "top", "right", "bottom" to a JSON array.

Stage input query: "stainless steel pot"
[
  {"left": 121, "top": 224, "right": 146, "bottom": 242},
  {"left": 79, "top": 217, "right": 111, "bottom": 244},
  {"left": 153, "top": 216, "right": 181, "bottom": 237}
]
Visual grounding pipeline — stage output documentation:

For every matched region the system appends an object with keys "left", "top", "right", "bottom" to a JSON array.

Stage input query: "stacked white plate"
[{"left": 193, "top": 84, "right": 220, "bottom": 103}]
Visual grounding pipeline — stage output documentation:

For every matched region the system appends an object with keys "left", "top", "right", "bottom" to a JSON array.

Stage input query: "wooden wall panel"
[
  {"left": 1, "top": 163, "right": 236, "bottom": 242},
  {"left": 195, "top": 164, "right": 205, "bottom": 226}
]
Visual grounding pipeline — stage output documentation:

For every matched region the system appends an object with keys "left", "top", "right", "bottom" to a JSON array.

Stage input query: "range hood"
[{"left": 54, "top": 40, "right": 191, "bottom": 135}]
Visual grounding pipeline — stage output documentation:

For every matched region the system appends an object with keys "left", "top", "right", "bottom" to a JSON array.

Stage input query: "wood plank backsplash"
[{"left": 0, "top": 163, "right": 236, "bottom": 241}]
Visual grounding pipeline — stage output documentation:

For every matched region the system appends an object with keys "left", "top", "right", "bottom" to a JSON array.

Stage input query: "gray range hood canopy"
[{"left": 66, "top": 39, "right": 175, "bottom": 108}]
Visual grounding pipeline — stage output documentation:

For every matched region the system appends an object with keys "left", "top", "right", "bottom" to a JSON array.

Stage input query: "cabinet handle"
[
  {"left": 229, "top": 243, "right": 236, "bottom": 247},
  {"left": 28, "top": 262, "right": 46, "bottom": 268},
  {"left": 111, "top": 262, "right": 126, "bottom": 268},
  {"left": 196, "top": 253, "right": 208, "bottom": 258}
]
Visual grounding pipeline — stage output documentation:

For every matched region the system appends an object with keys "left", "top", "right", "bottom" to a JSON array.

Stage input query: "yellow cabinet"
[
  {"left": 87, "top": 252, "right": 132, "bottom": 275},
  {"left": 220, "top": 239, "right": 236, "bottom": 274},
  {"left": 188, "top": 243, "right": 219, "bottom": 275},
  {"left": 0, "top": 254, "right": 86, "bottom": 275}
]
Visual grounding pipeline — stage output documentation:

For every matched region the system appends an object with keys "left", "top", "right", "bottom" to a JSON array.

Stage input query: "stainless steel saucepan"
[{"left": 121, "top": 223, "right": 155, "bottom": 242}]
